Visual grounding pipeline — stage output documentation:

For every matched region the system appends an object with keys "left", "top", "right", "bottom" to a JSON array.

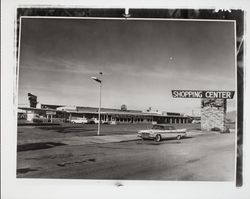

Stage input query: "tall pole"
[
  {"left": 97, "top": 81, "right": 102, "bottom": 136},
  {"left": 91, "top": 73, "right": 102, "bottom": 136}
]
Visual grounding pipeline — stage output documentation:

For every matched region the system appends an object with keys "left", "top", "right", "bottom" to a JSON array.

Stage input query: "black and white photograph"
[
  {"left": 1, "top": 3, "right": 249, "bottom": 199},
  {"left": 17, "top": 13, "right": 237, "bottom": 181}
]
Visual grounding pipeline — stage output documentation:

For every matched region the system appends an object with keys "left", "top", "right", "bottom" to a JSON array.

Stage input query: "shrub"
[{"left": 211, "top": 127, "right": 221, "bottom": 131}]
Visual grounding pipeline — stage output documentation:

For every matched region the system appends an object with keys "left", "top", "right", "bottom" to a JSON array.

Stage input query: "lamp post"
[{"left": 91, "top": 72, "right": 102, "bottom": 136}]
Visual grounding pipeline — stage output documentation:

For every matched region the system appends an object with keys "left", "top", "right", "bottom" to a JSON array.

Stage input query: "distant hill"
[{"left": 226, "top": 111, "right": 236, "bottom": 122}]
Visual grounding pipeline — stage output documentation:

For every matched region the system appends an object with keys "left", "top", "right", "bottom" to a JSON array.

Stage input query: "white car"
[
  {"left": 71, "top": 118, "right": 88, "bottom": 124},
  {"left": 138, "top": 124, "right": 187, "bottom": 142},
  {"left": 192, "top": 120, "right": 201, "bottom": 124}
]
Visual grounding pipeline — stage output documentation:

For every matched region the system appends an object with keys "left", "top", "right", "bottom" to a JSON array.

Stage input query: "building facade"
[{"left": 18, "top": 104, "right": 191, "bottom": 124}]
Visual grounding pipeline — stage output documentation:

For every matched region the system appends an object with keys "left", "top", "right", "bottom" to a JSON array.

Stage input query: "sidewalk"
[
  {"left": 21, "top": 130, "right": 219, "bottom": 146},
  {"left": 59, "top": 134, "right": 139, "bottom": 145}
]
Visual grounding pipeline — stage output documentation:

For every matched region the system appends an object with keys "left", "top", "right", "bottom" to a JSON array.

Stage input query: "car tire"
[
  {"left": 176, "top": 135, "right": 181, "bottom": 140},
  {"left": 155, "top": 134, "right": 161, "bottom": 142}
]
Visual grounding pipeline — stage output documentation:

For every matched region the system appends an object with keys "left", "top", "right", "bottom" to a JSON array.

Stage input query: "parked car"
[
  {"left": 109, "top": 121, "right": 117, "bottom": 125},
  {"left": 70, "top": 117, "right": 88, "bottom": 124},
  {"left": 102, "top": 120, "right": 116, "bottom": 125},
  {"left": 192, "top": 119, "right": 201, "bottom": 124},
  {"left": 138, "top": 124, "right": 187, "bottom": 142},
  {"left": 87, "top": 118, "right": 99, "bottom": 124},
  {"left": 218, "top": 127, "right": 231, "bottom": 134}
]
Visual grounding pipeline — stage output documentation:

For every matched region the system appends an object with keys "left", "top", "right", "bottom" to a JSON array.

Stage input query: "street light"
[{"left": 91, "top": 73, "right": 102, "bottom": 136}]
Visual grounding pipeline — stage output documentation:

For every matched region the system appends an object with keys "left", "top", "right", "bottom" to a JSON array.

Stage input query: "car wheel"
[
  {"left": 155, "top": 134, "right": 161, "bottom": 142},
  {"left": 176, "top": 135, "right": 181, "bottom": 140}
]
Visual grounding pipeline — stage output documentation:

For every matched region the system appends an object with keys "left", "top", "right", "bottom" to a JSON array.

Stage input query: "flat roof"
[
  {"left": 152, "top": 124, "right": 176, "bottom": 126},
  {"left": 18, "top": 107, "right": 190, "bottom": 118}
]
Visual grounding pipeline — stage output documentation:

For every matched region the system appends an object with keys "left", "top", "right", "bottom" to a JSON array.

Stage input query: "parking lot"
[{"left": 17, "top": 123, "right": 235, "bottom": 181}]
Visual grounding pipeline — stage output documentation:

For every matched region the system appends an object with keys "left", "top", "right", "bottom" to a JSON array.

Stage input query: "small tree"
[
  {"left": 147, "top": 107, "right": 152, "bottom": 112},
  {"left": 121, "top": 104, "right": 127, "bottom": 111}
]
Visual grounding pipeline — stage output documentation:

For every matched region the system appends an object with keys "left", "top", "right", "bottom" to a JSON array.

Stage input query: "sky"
[{"left": 18, "top": 18, "right": 236, "bottom": 114}]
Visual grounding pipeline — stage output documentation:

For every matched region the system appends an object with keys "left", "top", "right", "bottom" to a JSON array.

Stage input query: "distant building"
[{"left": 18, "top": 103, "right": 191, "bottom": 124}]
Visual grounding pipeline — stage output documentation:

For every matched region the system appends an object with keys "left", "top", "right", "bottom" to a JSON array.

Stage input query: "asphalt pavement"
[{"left": 17, "top": 130, "right": 235, "bottom": 181}]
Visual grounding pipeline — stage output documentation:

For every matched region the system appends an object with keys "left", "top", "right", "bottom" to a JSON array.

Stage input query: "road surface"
[{"left": 17, "top": 131, "right": 235, "bottom": 181}]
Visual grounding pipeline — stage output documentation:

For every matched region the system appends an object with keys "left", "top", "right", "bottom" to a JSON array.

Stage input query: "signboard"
[
  {"left": 28, "top": 93, "right": 37, "bottom": 108},
  {"left": 46, "top": 111, "right": 56, "bottom": 115},
  {"left": 172, "top": 90, "right": 235, "bottom": 99}
]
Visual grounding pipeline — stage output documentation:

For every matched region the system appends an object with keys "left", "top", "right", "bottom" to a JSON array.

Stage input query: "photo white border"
[{"left": 2, "top": 1, "right": 250, "bottom": 199}]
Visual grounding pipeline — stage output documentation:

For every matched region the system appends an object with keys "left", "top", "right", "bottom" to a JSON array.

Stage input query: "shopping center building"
[{"left": 18, "top": 104, "right": 192, "bottom": 124}]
